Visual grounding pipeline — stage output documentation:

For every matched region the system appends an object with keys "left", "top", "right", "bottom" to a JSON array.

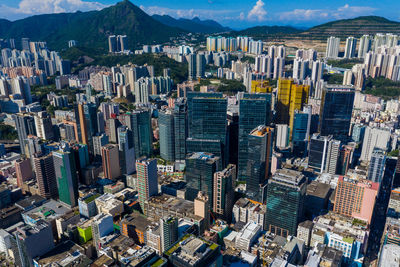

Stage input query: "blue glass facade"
[{"left": 238, "top": 93, "right": 271, "bottom": 181}]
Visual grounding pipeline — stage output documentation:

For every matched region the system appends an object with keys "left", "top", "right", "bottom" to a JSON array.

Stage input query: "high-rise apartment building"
[
  {"left": 13, "top": 113, "right": 36, "bottom": 155},
  {"left": 33, "top": 153, "right": 58, "bottom": 199},
  {"left": 334, "top": 176, "right": 378, "bottom": 224},
  {"left": 53, "top": 143, "right": 79, "bottom": 207},
  {"left": 101, "top": 144, "right": 121, "bottom": 180},
  {"left": 326, "top": 36, "right": 340, "bottom": 58},
  {"left": 344, "top": 37, "right": 357, "bottom": 58},
  {"left": 213, "top": 164, "right": 236, "bottom": 222},
  {"left": 194, "top": 191, "right": 210, "bottom": 233},
  {"left": 367, "top": 148, "right": 386, "bottom": 183},
  {"left": 188, "top": 53, "right": 196, "bottom": 80},
  {"left": 360, "top": 127, "right": 391, "bottom": 162},
  {"left": 92, "top": 133, "right": 109, "bottom": 160},
  {"left": 160, "top": 217, "right": 178, "bottom": 252},
  {"left": 196, "top": 53, "right": 205, "bottom": 78},
  {"left": 15, "top": 158, "right": 33, "bottom": 191},
  {"left": 136, "top": 158, "right": 158, "bottom": 208},
  {"left": 319, "top": 85, "right": 354, "bottom": 140},
  {"left": 265, "top": 169, "right": 307, "bottom": 237},
  {"left": 34, "top": 111, "right": 54, "bottom": 141},
  {"left": 358, "top": 35, "right": 373, "bottom": 59},
  {"left": 246, "top": 126, "right": 272, "bottom": 203}
]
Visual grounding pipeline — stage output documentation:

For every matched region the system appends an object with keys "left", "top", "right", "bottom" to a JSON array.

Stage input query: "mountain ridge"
[
  {"left": 152, "top": 14, "right": 231, "bottom": 33},
  {"left": 0, "top": 1, "right": 184, "bottom": 50}
]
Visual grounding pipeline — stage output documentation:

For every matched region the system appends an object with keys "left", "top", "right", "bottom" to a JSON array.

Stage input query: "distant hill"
[
  {"left": 301, "top": 16, "right": 400, "bottom": 39},
  {"left": 0, "top": 0, "right": 184, "bottom": 50},
  {"left": 233, "top": 25, "right": 301, "bottom": 37},
  {"left": 152, "top": 15, "right": 230, "bottom": 33}
]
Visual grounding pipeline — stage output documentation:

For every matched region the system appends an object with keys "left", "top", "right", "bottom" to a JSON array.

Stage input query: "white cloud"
[
  {"left": 279, "top": 4, "right": 376, "bottom": 22},
  {"left": 140, "top": 5, "right": 240, "bottom": 22},
  {"left": 247, "top": 0, "right": 267, "bottom": 21},
  {"left": 0, "top": 0, "right": 106, "bottom": 20}
]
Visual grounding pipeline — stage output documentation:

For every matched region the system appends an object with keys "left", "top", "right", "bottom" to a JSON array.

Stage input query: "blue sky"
[{"left": 0, "top": 0, "right": 399, "bottom": 29}]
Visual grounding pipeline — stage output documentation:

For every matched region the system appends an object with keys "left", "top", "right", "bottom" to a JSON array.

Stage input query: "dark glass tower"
[
  {"left": 123, "top": 108, "right": 153, "bottom": 158},
  {"left": 246, "top": 126, "right": 272, "bottom": 203},
  {"left": 238, "top": 93, "right": 271, "bottom": 181},
  {"left": 174, "top": 99, "right": 188, "bottom": 161},
  {"left": 292, "top": 110, "right": 310, "bottom": 156},
  {"left": 159, "top": 108, "right": 175, "bottom": 162},
  {"left": 185, "top": 152, "right": 219, "bottom": 206},
  {"left": 319, "top": 86, "right": 355, "bottom": 140},
  {"left": 265, "top": 169, "right": 307, "bottom": 237},
  {"left": 187, "top": 92, "right": 227, "bottom": 166}
]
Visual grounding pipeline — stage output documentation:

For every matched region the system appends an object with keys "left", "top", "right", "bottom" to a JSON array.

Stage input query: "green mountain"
[
  {"left": 234, "top": 25, "right": 301, "bottom": 37},
  {"left": 301, "top": 16, "right": 400, "bottom": 39},
  {"left": 0, "top": 0, "right": 184, "bottom": 50},
  {"left": 152, "top": 14, "right": 230, "bottom": 33}
]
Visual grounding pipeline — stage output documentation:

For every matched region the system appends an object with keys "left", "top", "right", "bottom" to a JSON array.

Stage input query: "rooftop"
[
  {"left": 307, "top": 181, "right": 331, "bottom": 198},
  {"left": 23, "top": 199, "right": 71, "bottom": 221},
  {"left": 271, "top": 168, "right": 306, "bottom": 187},
  {"left": 35, "top": 240, "right": 91, "bottom": 266}
]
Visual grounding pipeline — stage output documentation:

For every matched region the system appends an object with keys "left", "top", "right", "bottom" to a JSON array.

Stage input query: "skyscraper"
[
  {"left": 108, "top": 35, "right": 117, "bottom": 53},
  {"left": 326, "top": 36, "right": 340, "bottom": 58},
  {"left": 319, "top": 85, "right": 354, "bottom": 140},
  {"left": 101, "top": 144, "right": 121, "bottom": 180},
  {"left": 92, "top": 133, "right": 109, "bottom": 161},
  {"left": 292, "top": 108, "right": 311, "bottom": 156},
  {"left": 33, "top": 153, "right": 58, "bottom": 199},
  {"left": 213, "top": 164, "right": 236, "bottom": 222},
  {"left": 187, "top": 92, "right": 227, "bottom": 167},
  {"left": 34, "top": 111, "right": 54, "bottom": 141},
  {"left": 246, "top": 126, "right": 272, "bottom": 203},
  {"left": 196, "top": 53, "right": 205, "bottom": 78},
  {"left": 188, "top": 53, "right": 196, "bottom": 80},
  {"left": 136, "top": 158, "right": 158, "bottom": 208},
  {"left": 367, "top": 148, "right": 387, "bottom": 183},
  {"left": 276, "top": 79, "right": 309, "bottom": 130},
  {"left": 360, "top": 127, "right": 391, "bottom": 161},
  {"left": 15, "top": 158, "right": 33, "bottom": 192},
  {"left": 13, "top": 113, "right": 36, "bottom": 155},
  {"left": 118, "top": 126, "right": 136, "bottom": 175},
  {"left": 265, "top": 169, "right": 307, "bottom": 237},
  {"left": 238, "top": 93, "right": 271, "bottom": 181},
  {"left": 123, "top": 109, "right": 153, "bottom": 158},
  {"left": 53, "top": 143, "right": 79, "bottom": 207},
  {"left": 160, "top": 216, "right": 178, "bottom": 252},
  {"left": 77, "top": 103, "right": 89, "bottom": 145},
  {"left": 344, "top": 37, "right": 357, "bottom": 58},
  {"left": 185, "top": 152, "right": 219, "bottom": 205},
  {"left": 358, "top": 35, "right": 372, "bottom": 59},
  {"left": 308, "top": 134, "right": 336, "bottom": 173},
  {"left": 158, "top": 108, "right": 175, "bottom": 162},
  {"left": 334, "top": 176, "right": 378, "bottom": 224},
  {"left": 173, "top": 98, "right": 188, "bottom": 161}
]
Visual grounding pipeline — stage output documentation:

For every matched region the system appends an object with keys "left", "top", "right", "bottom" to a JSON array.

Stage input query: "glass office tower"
[
  {"left": 265, "top": 169, "right": 307, "bottom": 237},
  {"left": 238, "top": 93, "right": 271, "bottom": 181},
  {"left": 319, "top": 86, "right": 355, "bottom": 140}
]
